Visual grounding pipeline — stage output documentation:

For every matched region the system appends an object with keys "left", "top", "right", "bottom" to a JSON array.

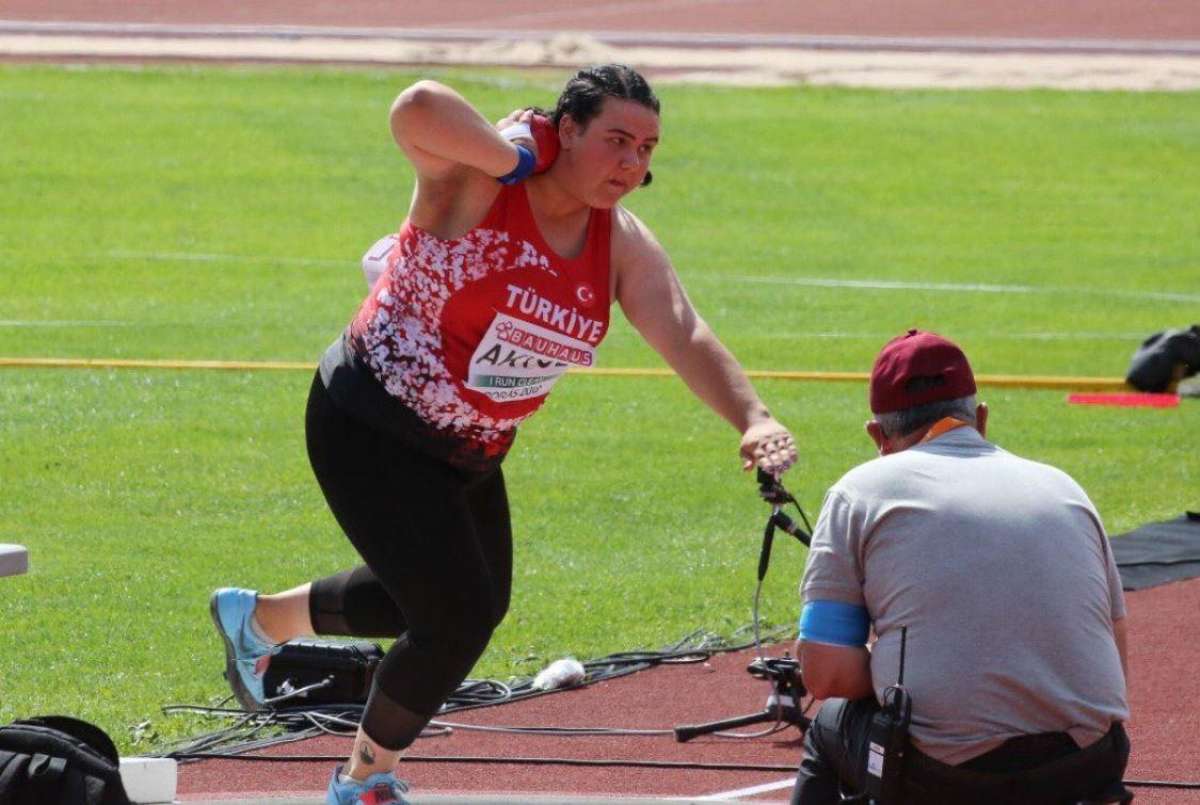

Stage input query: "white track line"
[
  {"left": 78, "top": 252, "right": 1200, "bottom": 306},
  {"left": 104, "top": 249, "right": 346, "bottom": 268},
  {"left": 729, "top": 275, "right": 1200, "bottom": 305},
  {"left": 13, "top": 248, "right": 1195, "bottom": 308},
  {"left": 2, "top": 20, "right": 1198, "bottom": 55},
  {"left": 680, "top": 776, "right": 797, "bottom": 801},
  {"left": 0, "top": 249, "right": 346, "bottom": 269},
  {"left": 0, "top": 319, "right": 129, "bottom": 327}
]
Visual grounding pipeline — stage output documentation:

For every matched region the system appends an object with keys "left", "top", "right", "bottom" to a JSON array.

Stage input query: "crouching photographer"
[{"left": 791, "top": 330, "right": 1131, "bottom": 805}]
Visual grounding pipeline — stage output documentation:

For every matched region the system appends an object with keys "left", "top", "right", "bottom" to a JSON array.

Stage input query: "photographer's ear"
[
  {"left": 866, "top": 420, "right": 890, "bottom": 455},
  {"left": 975, "top": 403, "right": 988, "bottom": 439}
]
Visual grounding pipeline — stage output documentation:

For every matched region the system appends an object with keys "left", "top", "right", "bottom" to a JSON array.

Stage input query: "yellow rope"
[
  {"left": 574, "top": 367, "right": 1129, "bottom": 391},
  {"left": 0, "top": 356, "right": 1131, "bottom": 391}
]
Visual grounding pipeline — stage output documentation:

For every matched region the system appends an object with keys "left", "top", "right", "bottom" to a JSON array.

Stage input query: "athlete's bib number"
[{"left": 466, "top": 312, "right": 596, "bottom": 402}]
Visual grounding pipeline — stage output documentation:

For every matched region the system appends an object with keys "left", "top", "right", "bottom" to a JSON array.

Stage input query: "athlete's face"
[{"left": 561, "top": 98, "right": 659, "bottom": 208}]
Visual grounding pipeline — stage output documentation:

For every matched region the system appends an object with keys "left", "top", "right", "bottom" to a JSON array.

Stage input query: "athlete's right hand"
[{"left": 740, "top": 418, "right": 798, "bottom": 478}]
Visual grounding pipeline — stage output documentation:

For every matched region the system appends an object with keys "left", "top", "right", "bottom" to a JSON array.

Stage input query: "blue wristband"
[{"left": 497, "top": 144, "right": 536, "bottom": 185}]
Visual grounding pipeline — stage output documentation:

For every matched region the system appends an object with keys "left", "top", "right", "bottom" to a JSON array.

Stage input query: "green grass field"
[{"left": 0, "top": 64, "right": 1196, "bottom": 754}]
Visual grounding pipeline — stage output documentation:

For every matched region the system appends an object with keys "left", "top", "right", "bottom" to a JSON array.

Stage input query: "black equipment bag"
[
  {"left": 1126, "top": 324, "right": 1200, "bottom": 392},
  {"left": 262, "top": 639, "right": 383, "bottom": 706},
  {"left": 0, "top": 715, "right": 132, "bottom": 805}
]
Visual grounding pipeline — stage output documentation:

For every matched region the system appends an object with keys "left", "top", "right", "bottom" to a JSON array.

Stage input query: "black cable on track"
[
  {"left": 156, "top": 625, "right": 796, "bottom": 761},
  {"left": 169, "top": 751, "right": 801, "bottom": 773}
]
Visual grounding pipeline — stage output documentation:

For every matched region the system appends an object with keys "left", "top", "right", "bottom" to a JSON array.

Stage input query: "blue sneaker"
[
  {"left": 326, "top": 765, "right": 411, "bottom": 805},
  {"left": 209, "top": 587, "right": 275, "bottom": 710}
]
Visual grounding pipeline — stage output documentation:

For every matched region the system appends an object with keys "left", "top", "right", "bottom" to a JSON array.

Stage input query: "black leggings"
[{"left": 303, "top": 374, "right": 512, "bottom": 750}]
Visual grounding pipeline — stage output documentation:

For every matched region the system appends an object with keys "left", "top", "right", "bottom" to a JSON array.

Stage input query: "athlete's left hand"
[
  {"left": 495, "top": 108, "right": 558, "bottom": 174},
  {"left": 740, "top": 419, "right": 798, "bottom": 477},
  {"left": 496, "top": 108, "right": 537, "bottom": 147}
]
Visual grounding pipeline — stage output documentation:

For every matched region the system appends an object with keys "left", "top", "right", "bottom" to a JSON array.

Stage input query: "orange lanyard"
[{"left": 920, "top": 417, "right": 970, "bottom": 444}]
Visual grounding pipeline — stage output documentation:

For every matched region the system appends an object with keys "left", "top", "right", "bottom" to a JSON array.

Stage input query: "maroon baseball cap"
[{"left": 869, "top": 329, "right": 977, "bottom": 414}]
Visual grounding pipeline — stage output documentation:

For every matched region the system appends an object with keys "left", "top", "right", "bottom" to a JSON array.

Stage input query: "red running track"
[
  {"left": 178, "top": 577, "right": 1200, "bottom": 802},
  {"left": 3, "top": 0, "right": 1199, "bottom": 41}
]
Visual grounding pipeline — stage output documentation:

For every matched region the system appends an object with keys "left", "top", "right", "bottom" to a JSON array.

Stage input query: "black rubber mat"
[{"left": 1111, "top": 513, "right": 1200, "bottom": 591}]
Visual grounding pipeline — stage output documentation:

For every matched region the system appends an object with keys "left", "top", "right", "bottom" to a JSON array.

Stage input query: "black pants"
[
  {"left": 792, "top": 698, "right": 1130, "bottom": 805},
  {"left": 303, "top": 375, "right": 512, "bottom": 750}
]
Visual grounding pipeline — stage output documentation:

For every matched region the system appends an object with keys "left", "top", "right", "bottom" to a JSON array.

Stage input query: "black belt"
[{"left": 901, "top": 722, "right": 1129, "bottom": 805}]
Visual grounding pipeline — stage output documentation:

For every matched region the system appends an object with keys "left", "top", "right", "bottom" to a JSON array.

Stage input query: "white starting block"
[
  {"left": 119, "top": 757, "right": 178, "bottom": 804},
  {"left": 0, "top": 544, "right": 28, "bottom": 578},
  {"left": 0, "top": 543, "right": 175, "bottom": 804}
]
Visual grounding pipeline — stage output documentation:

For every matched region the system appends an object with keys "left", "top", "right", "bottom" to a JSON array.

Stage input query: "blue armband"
[
  {"left": 497, "top": 144, "right": 536, "bottom": 185},
  {"left": 798, "top": 600, "right": 870, "bottom": 647}
]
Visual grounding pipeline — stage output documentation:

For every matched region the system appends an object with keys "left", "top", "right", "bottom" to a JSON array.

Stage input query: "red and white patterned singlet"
[{"left": 349, "top": 183, "right": 612, "bottom": 465}]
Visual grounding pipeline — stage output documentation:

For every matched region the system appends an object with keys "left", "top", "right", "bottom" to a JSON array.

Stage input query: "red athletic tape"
[{"left": 1067, "top": 393, "right": 1180, "bottom": 408}]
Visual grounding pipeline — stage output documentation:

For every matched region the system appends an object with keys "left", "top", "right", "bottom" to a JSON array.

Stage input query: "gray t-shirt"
[{"left": 800, "top": 426, "right": 1128, "bottom": 765}]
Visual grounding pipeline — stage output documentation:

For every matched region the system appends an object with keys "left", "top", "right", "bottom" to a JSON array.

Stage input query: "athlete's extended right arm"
[{"left": 389, "top": 80, "right": 528, "bottom": 180}]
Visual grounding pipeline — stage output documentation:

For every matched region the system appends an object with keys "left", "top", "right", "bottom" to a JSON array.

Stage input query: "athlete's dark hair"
[
  {"left": 551, "top": 64, "right": 659, "bottom": 128},
  {"left": 547, "top": 64, "right": 659, "bottom": 187}
]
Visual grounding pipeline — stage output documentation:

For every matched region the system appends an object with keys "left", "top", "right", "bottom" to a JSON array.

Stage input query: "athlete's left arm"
[{"left": 613, "top": 208, "right": 797, "bottom": 475}]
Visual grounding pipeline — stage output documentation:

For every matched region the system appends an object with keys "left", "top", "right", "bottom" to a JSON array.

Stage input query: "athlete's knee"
[
  {"left": 371, "top": 585, "right": 500, "bottom": 705},
  {"left": 409, "top": 605, "right": 496, "bottom": 672},
  {"left": 440, "top": 577, "right": 504, "bottom": 641},
  {"left": 443, "top": 619, "right": 496, "bottom": 672},
  {"left": 373, "top": 623, "right": 495, "bottom": 711}
]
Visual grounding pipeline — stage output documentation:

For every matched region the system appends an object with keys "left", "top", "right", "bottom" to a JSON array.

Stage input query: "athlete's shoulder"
[
  {"left": 610, "top": 203, "right": 666, "bottom": 264},
  {"left": 610, "top": 202, "right": 649, "bottom": 235}
]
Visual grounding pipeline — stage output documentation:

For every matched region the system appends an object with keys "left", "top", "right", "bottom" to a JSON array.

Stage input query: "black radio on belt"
[
  {"left": 864, "top": 626, "right": 912, "bottom": 803},
  {"left": 261, "top": 639, "right": 384, "bottom": 707}
]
